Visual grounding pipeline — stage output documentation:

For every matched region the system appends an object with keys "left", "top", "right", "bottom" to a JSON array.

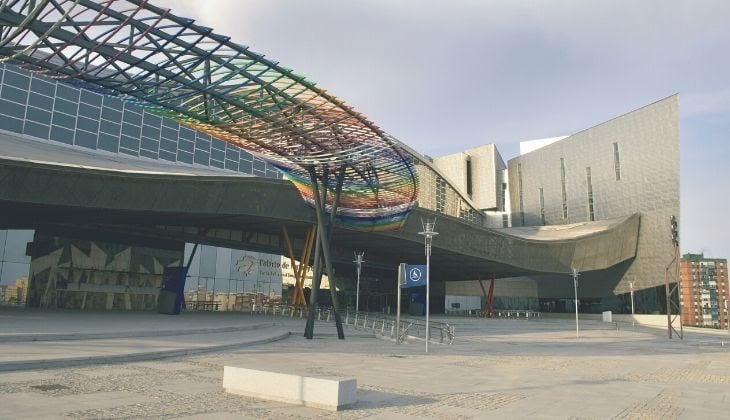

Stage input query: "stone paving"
[{"left": 0, "top": 312, "right": 729, "bottom": 419}]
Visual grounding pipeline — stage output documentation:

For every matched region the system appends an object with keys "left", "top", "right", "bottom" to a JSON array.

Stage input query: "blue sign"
[{"left": 402, "top": 264, "right": 427, "bottom": 288}]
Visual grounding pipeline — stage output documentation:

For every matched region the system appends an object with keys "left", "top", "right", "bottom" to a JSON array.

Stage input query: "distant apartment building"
[{"left": 680, "top": 253, "right": 729, "bottom": 329}]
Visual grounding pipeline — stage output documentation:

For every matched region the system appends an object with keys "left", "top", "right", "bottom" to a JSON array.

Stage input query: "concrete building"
[
  {"left": 444, "top": 96, "right": 680, "bottom": 314},
  {"left": 433, "top": 144, "right": 510, "bottom": 228},
  {"left": 680, "top": 253, "right": 729, "bottom": 329}
]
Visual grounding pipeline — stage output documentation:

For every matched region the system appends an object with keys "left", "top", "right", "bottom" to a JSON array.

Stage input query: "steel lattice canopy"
[{"left": 0, "top": 0, "right": 419, "bottom": 231}]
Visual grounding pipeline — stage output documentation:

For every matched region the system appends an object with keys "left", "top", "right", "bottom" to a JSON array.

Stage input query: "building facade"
[
  {"left": 507, "top": 95, "right": 679, "bottom": 311},
  {"left": 0, "top": 62, "right": 284, "bottom": 308},
  {"left": 433, "top": 144, "right": 510, "bottom": 228},
  {"left": 442, "top": 96, "right": 680, "bottom": 313},
  {"left": 679, "top": 253, "right": 729, "bottom": 329}
]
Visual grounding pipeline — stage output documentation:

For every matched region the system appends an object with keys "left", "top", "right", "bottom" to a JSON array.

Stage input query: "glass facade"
[
  {"left": 0, "top": 63, "right": 282, "bottom": 179},
  {"left": 26, "top": 233, "right": 183, "bottom": 310},
  {"left": 0, "top": 63, "right": 294, "bottom": 310},
  {"left": 183, "top": 244, "right": 331, "bottom": 312},
  {"left": 0, "top": 230, "right": 33, "bottom": 306}
]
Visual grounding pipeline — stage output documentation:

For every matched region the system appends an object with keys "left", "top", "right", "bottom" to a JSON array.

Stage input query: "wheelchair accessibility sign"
[{"left": 401, "top": 264, "right": 427, "bottom": 288}]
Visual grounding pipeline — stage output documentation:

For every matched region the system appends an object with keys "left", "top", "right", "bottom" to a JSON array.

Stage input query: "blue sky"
[{"left": 159, "top": 0, "right": 730, "bottom": 259}]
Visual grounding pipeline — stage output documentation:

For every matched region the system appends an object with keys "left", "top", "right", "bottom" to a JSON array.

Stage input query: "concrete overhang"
[{"left": 0, "top": 136, "right": 640, "bottom": 280}]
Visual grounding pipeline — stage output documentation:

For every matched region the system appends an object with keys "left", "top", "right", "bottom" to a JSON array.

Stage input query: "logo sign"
[{"left": 401, "top": 264, "right": 427, "bottom": 288}]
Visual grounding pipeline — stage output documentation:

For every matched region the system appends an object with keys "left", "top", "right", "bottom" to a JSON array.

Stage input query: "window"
[
  {"left": 436, "top": 176, "right": 446, "bottom": 213},
  {"left": 466, "top": 157, "right": 473, "bottom": 196},
  {"left": 501, "top": 182, "right": 507, "bottom": 212},
  {"left": 518, "top": 163, "right": 524, "bottom": 226},
  {"left": 539, "top": 187, "right": 546, "bottom": 225},
  {"left": 613, "top": 142, "right": 621, "bottom": 180},
  {"left": 560, "top": 158, "right": 568, "bottom": 220},
  {"left": 586, "top": 167, "right": 595, "bottom": 221}
]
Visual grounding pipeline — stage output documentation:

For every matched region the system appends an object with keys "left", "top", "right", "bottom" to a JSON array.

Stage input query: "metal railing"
[
  {"left": 445, "top": 308, "right": 541, "bottom": 320},
  {"left": 250, "top": 304, "right": 455, "bottom": 345},
  {"left": 343, "top": 309, "right": 455, "bottom": 345}
]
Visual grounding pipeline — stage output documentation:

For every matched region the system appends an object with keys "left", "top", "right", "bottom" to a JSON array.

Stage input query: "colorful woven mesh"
[{"left": 0, "top": 0, "right": 418, "bottom": 231}]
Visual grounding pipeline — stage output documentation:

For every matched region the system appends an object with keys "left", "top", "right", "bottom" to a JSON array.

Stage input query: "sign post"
[
  {"left": 418, "top": 218, "right": 438, "bottom": 353},
  {"left": 397, "top": 263, "right": 428, "bottom": 346},
  {"left": 396, "top": 263, "right": 403, "bottom": 344}
]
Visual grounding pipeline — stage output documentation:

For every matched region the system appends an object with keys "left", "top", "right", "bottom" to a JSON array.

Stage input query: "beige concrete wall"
[{"left": 445, "top": 278, "right": 539, "bottom": 298}]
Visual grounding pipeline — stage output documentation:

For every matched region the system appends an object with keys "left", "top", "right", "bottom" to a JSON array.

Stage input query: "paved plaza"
[{"left": 0, "top": 310, "right": 729, "bottom": 419}]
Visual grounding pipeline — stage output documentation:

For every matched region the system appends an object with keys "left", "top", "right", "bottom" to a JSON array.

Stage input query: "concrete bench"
[{"left": 222, "top": 366, "right": 357, "bottom": 411}]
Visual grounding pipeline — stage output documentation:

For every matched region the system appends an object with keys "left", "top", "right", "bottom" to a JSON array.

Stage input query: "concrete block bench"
[{"left": 223, "top": 366, "right": 357, "bottom": 411}]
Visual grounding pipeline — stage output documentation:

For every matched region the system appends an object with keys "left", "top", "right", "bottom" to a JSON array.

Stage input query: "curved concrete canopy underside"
[{"left": 0, "top": 138, "right": 640, "bottom": 279}]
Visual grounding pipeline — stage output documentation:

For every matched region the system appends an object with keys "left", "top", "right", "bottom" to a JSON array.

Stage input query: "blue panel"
[
  {"left": 29, "top": 78, "right": 55, "bottom": 97},
  {"left": 238, "top": 159, "right": 253, "bottom": 174},
  {"left": 253, "top": 159, "right": 266, "bottom": 172},
  {"left": 194, "top": 149, "right": 209, "bottom": 165},
  {"left": 161, "top": 118, "right": 179, "bottom": 130},
  {"left": 141, "top": 125, "right": 160, "bottom": 139},
  {"left": 141, "top": 137, "right": 159, "bottom": 152},
  {"left": 0, "top": 98, "right": 26, "bottom": 119},
  {"left": 103, "top": 96, "right": 124, "bottom": 111},
  {"left": 0, "top": 114, "right": 23, "bottom": 133},
  {"left": 76, "top": 116, "right": 99, "bottom": 133},
  {"left": 161, "top": 126, "right": 177, "bottom": 140},
  {"left": 23, "top": 120, "right": 50, "bottom": 139},
  {"left": 54, "top": 98, "right": 78, "bottom": 116},
  {"left": 55, "top": 83, "right": 80, "bottom": 102},
  {"left": 159, "top": 149, "right": 177, "bottom": 162},
  {"left": 210, "top": 159, "right": 224, "bottom": 169},
  {"left": 195, "top": 138, "right": 211, "bottom": 151},
  {"left": 0, "top": 85, "right": 28, "bottom": 103},
  {"left": 177, "top": 150, "right": 193, "bottom": 164},
  {"left": 179, "top": 127, "right": 195, "bottom": 141},
  {"left": 177, "top": 139, "right": 194, "bottom": 153},
  {"left": 25, "top": 107, "right": 51, "bottom": 125},
  {"left": 80, "top": 89, "right": 102, "bottom": 107},
  {"left": 142, "top": 112, "right": 161, "bottom": 127},
  {"left": 211, "top": 149, "right": 225, "bottom": 162},
  {"left": 160, "top": 138, "right": 177, "bottom": 153},
  {"left": 119, "top": 147, "right": 138, "bottom": 157},
  {"left": 98, "top": 133, "right": 119, "bottom": 153},
  {"left": 238, "top": 149, "right": 253, "bottom": 161},
  {"left": 101, "top": 107, "right": 122, "bottom": 123},
  {"left": 49, "top": 125, "right": 74, "bottom": 145},
  {"left": 265, "top": 169, "right": 279, "bottom": 179},
  {"left": 122, "top": 109, "right": 142, "bottom": 125},
  {"left": 99, "top": 120, "right": 121, "bottom": 135},
  {"left": 225, "top": 159, "right": 239, "bottom": 172},
  {"left": 52, "top": 112, "right": 76, "bottom": 130},
  {"left": 225, "top": 147, "right": 239, "bottom": 161},
  {"left": 212, "top": 138, "right": 225, "bottom": 151},
  {"left": 75, "top": 130, "right": 98, "bottom": 149},
  {"left": 28, "top": 92, "right": 53, "bottom": 110},
  {"left": 120, "top": 134, "right": 140, "bottom": 151},
  {"left": 121, "top": 122, "right": 141, "bottom": 137},
  {"left": 139, "top": 148, "right": 158, "bottom": 159},
  {"left": 78, "top": 102, "right": 101, "bottom": 119},
  {"left": 3, "top": 70, "right": 30, "bottom": 89}
]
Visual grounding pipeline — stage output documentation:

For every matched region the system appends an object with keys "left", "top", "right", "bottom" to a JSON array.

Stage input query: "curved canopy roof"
[{"left": 0, "top": 0, "right": 419, "bottom": 230}]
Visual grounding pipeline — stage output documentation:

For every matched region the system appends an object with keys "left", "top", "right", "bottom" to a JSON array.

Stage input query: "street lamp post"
[
  {"left": 353, "top": 252, "right": 365, "bottom": 314},
  {"left": 630, "top": 281, "right": 635, "bottom": 327},
  {"left": 571, "top": 266, "right": 580, "bottom": 338},
  {"left": 418, "top": 218, "right": 438, "bottom": 353}
]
